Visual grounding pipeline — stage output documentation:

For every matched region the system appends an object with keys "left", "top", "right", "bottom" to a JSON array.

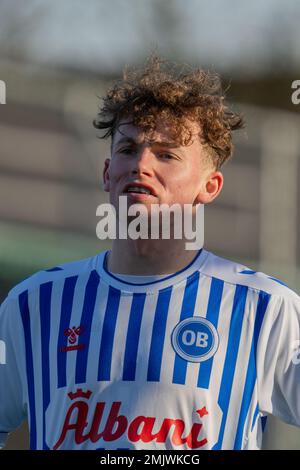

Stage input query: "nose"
[{"left": 130, "top": 146, "right": 155, "bottom": 177}]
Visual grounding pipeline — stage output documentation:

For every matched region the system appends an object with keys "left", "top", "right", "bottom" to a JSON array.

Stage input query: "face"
[{"left": 103, "top": 118, "right": 223, "bottom": 213}]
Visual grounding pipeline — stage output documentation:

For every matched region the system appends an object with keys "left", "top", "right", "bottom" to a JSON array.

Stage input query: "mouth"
[{"left": 122, "top": 182, "right": 157, "bottom": 198}]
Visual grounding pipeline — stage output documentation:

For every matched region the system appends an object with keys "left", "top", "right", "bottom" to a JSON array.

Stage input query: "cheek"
[
  {"left": 108, "top": 159, "right": 124, "bottom": 183},
  {"left": 166, "top": 182, "right": 192, "bottom": 204},
  {"left": 167, "top": 172, "right": 202, "bottom": 203},
  {"left": 169, "top": 170, "right": 199, "bottom": 190}
]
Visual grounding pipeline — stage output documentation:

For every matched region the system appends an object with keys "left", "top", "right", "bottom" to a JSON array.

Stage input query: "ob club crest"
[{"left": 171, "top": 317, "right": 219, "bottom": 363}]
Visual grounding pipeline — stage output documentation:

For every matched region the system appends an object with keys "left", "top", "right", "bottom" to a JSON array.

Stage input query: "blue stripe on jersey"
[
  {"left": 239, "top": 269, "right": 287, "bottom": 287},
  {"left": 147, "top": 287, "right": 172, "bottom": 381},
  {"left": 212, "top": 284, "right": 248, "bottom": 450},
  {"left": 251, "top": 403, "right": 259, "bottom": 432},
  {"left": 97, "top": 286, "right": 121, "bottom": 381},
  {"left": 267, "top": 277, "right": 287, "bottom": 287},
  {"left": 197, "top": 278, "right": 224, "bottom": 389},
  {"left": 39, "top": 282, "right": 52, "bottom": 450},
  {"left": 57, "top": 276, "right": 78, "bottom": 388},
  {"left": 234, "top": 291, "right": 271, "bottom": 449},
  {"left": 19, "top": 290, "right": 37, "bottom": 450},
  {"left": 261, "top": 415, "right": 268, "bottom": 432},
  {"left": 76, "top": 270, "right": 100, "bottom": 384},
  {"left": 123, "top": 293, "right": 146, "bottom": 380},
  {"left": 172, "top": 272, "right": 200, "bottom": 385},
  {"left": 45, "top": 267, "right": 63, "bottom": 272}
]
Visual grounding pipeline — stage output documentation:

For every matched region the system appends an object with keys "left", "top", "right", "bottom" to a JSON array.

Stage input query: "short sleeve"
[
  {"left": 256, "top": 291, "right": 300, "bottom": 426},
  {"left": 0, "top": 296, "right": 27, "bottom": 448}
]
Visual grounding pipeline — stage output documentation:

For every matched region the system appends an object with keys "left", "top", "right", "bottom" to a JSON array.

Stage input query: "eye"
[
  {"left": 159, "top": 153, "right": 176, "bottom": 160},
  {"left": 117, "top": 147, "right": 134, "bottom": 155}
]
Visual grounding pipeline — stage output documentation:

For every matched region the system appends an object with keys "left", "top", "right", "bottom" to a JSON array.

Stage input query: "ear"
[
  {"left": 103, "top": 158, "right": 111, "bottom": 192},
  {"left": 194, "top": 171, "right": 224, "bottom": 204}
]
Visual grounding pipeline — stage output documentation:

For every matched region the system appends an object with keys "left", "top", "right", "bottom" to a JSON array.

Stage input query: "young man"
[{"left": 0, "top": 57, "right": 299, "bottom": 450}]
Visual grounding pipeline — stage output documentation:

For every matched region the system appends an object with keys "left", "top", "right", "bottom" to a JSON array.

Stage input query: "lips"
[{"left": 122, "top": 182, "right": 157, "bottom": 197}]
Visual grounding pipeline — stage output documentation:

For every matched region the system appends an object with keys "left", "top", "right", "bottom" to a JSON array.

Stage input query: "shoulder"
[
  {"left": 5, "top": 252, "right": 106, "bottom": 303},
  {"left": 201, "top": 250, "right": 299, "bottom": 302}
]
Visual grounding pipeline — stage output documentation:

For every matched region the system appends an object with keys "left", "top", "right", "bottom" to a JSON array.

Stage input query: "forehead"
[{"left": 113, "top": 118, "right": 201, "bottom": 147}]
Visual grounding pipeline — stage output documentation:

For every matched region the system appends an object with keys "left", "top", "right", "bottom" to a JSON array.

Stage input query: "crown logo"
[{"left": 68, "top": 388, "right": 92, "bottom": 400}]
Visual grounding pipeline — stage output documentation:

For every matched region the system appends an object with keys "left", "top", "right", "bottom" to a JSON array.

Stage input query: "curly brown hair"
[{"left": 93, "top": 55, "right": 244, "bottom": 169}]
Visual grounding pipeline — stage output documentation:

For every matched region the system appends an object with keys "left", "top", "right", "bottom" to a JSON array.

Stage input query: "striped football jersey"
[{"left": 0, "top": 249, "right": 299, "bottom": 450}]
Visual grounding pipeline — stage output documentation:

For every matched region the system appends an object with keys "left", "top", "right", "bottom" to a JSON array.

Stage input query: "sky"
[{"left": 0, "top": 0, "right": 299, "bottom": 76}]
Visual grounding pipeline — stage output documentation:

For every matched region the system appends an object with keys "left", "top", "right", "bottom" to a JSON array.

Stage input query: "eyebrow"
[{"left": 113, "top": 136, "right": 179, "bottom": 149}]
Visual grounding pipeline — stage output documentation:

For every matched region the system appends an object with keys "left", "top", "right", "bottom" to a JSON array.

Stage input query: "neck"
[{"left": 106, "top": 238, "right": 200, "bottom": 275}]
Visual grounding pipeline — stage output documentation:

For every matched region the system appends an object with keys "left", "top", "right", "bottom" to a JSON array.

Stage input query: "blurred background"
[{"left": 0, "top": 0, "right": 299, "bottom": 450}]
